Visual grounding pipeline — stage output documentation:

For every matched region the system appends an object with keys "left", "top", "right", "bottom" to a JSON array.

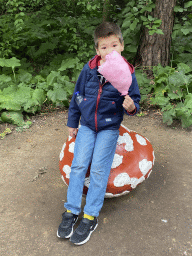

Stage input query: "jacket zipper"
[{"left": 95, "top": 83, "right": 103, "bottom": 132}]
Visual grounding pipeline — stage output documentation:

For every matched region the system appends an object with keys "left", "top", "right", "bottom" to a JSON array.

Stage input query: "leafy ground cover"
[
  {"left": 0, "top": 56, "right": 81, "bottom": 127},
  {"left": 0, "top": 57, "right": 191, "bottom": 130},
  {"left": 136, "top": 63, "right": 192, "bottom": 128}
]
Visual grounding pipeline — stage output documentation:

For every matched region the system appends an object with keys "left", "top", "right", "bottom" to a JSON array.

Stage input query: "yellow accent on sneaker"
[
  {"left": 84, "top": 214, "right": 94, "bottom": 221},
  {"left": 67, "top": 210, "right": 72, "bottom": 213}
]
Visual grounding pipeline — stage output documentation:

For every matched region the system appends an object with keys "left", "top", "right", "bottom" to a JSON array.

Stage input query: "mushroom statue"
[{"left": 59, "top": 124, "right": 155, "bottom": 198}]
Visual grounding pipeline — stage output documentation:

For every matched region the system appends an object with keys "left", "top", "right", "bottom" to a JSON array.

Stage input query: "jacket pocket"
[
  {"left": 78, "top": 97, "right": 96, "bottom": 123},
  {"left": 98, "top": 99, "right": 117, "bottom": 115}
]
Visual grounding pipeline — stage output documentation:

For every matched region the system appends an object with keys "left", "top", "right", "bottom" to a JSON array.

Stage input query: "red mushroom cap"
[{"left": 59, "top": 125, "right": 155, "bottom": 198}]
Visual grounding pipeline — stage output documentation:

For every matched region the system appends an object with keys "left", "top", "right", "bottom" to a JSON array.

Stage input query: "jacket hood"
[{"left": 88, "top": 55, "right": 135, "bottom": 74}]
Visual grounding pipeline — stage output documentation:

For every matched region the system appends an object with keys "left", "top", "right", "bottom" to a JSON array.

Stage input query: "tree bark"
[
  {"left": 135, "top": 0, "right": 177, "bottom": 69},
  {"left": 103, "top": 0, "right": 110, "bottom": 22}
]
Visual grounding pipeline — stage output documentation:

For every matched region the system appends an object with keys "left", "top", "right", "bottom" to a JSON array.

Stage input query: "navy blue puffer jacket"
[{"left": 67, "top": 55, "right": 141, "bottom": 132}]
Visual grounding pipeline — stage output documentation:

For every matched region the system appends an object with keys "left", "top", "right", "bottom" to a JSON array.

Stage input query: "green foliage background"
[{"left": 0, "top": 0, "right": 192, "bottom": 128}]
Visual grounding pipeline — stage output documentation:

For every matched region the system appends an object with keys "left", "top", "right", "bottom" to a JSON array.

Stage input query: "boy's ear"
[{"left": 121, "top": 41, "right": 124, "bottom": 52}]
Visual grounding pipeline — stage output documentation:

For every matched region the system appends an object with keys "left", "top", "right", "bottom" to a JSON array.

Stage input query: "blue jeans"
[{"left": 64, "top": 125, "right": 119, "bottom": 217}]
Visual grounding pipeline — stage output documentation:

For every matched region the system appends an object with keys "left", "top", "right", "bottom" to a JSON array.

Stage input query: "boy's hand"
[
  {"left": 68, "top": 127, "right": 77, "bottom": 138},
  {"left": 122, "top": 95, "right": 135, "bottom": 112}
]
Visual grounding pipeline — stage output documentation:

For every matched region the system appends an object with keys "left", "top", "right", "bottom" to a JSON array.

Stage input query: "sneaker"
[
  {"left": 57, "top": 212, "right": 78, "bottom": 239},
  {"left": 70, "top": 217, "right": 98, "bottom": 245}
]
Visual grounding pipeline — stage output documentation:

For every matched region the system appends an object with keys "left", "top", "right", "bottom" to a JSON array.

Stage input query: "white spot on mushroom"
[
  {"left": 152, "top": 151, "right": 155, "bottom": 165},
  {"left": 114, "top": 172, "right": 146, "bottom": 189},
  {"left": 117, "top": 133, "right": 134, "bottom": 151},
  {"left": 59, "top": 143, "right": 66, "bottom": 161},
  {"left": 139, "top": 159, "right": 153, "bottom": 176},
  {"left": 121, "top": 124, "right": 131, "bottom": 132},
  {"left": 130, "top": 176, "right": 145, "bottom": 189},
  {"left": 114, "top": 172, "right": 131, "bottom": 187},
  {"left": 104, "top": 193, "right": 114, "bottom": 198},
  {"left": 63, "top": 165, "right": 71, "bottom": 179},
  {"left": 135, "top": 134, "right": 147, "bottom": 146},
  {"left": 111, "top": 154, "right": 123, "bottom": 168},
  {"left": 68, "top": 136, "right": 72, "bottom": 141},
  {"left": 61, "top": 175, "right": 68, "bottom": 186},
  {"left": 69, "top": 142, "right": 75, "bottom": 153},
  {"left": 147, "top": 170, "right": 152, "bottom": 178},
  {"left": 114, "top": 190, "right": 130, "bottom": 197},
  {"left": 84, "top": 177, "right": 90, "bottom": 188},
  {"left": 105, "top": 190, "right": 130, "bottom": 198}
]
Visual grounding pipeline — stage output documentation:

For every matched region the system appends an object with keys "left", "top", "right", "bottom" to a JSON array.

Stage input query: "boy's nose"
[{"left": 106, "top": 48, "right": 114, "bottom": 55}]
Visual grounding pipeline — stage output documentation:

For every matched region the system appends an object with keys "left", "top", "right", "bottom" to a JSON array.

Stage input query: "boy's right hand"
[{"left": 68, "top": 127, "right": 77, "bottom": 138}]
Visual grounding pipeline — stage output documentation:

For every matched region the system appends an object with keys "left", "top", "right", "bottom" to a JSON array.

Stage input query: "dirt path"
[{"left": 0, "top": 111, "right": 192, "bottom": 256}]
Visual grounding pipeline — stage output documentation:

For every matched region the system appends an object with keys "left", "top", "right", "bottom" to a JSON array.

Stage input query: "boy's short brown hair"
[{"left": 94, "top": 22, "right": 123, "bottom": 49}]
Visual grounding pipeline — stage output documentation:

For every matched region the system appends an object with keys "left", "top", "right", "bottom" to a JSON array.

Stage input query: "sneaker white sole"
[
  {"left": 73, "top": 222, "right": 98, "bottom": 246},
  {"left": 57, "top": 217, "right": 78, "bottom": 239},
  {"left": 57, "top": 228, "right": 73, "bottom": 239}
]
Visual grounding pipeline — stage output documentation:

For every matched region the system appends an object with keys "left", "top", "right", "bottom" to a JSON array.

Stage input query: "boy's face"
[{"left": 96, "top": 34, "right": 124, "bottom": 63}]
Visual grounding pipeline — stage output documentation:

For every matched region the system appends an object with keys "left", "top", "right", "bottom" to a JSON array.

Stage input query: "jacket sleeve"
[
  {"left": 124, "top": 72, "right": 141, "bottom": 116},
  {"left": 67, "top": 64, "right": 88, "bottom": 128}
]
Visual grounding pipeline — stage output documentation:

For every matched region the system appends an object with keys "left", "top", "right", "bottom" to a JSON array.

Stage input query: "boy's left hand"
[{"left": 122, "top": 95, "right": 135, "bottom": 112}]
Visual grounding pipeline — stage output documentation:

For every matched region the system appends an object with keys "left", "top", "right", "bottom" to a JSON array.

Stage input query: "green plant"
[
  {"left": 0, "top": 0, "right": 102, "bottom": 66},
  {"left": 135, "top": 69, "right": 153, "bottom": 104},
  {"left": 171, "top": 1, "right": 192, "bottom": 68},
  {"left": 0, "top": 56, "right": 80, "bottom": 126},
  {"left": 150, "top": 63, "right": 192, "bottom": 128},
  {"left": 0, "top": 57, "right": 21, "bottom": 82},
  {"left": 1, "top": 111, "right": 30, "bottom": 126},
  {"left": 0, "top": 128, "right": 12, "bottom": 139}
]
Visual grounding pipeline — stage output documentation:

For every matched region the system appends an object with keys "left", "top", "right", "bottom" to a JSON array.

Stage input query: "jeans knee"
[{"left": 71, "top": 164, "right": 88, "bottom": 177}]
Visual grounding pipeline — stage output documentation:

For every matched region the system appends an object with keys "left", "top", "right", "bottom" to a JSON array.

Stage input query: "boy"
[{"left": 57, "top": 22, "right": 141, "bottom": 245}]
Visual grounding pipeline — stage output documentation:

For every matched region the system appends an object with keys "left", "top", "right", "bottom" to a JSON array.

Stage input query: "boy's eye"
[
  {"left": 102, "top": 47, "right": 106, "bottom": 50},
  {"left": 113, "top": 44, "right": 117, "bottom": 47}
]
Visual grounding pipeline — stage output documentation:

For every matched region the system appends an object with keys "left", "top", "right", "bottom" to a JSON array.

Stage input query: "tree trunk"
[
  {"left": 135, "top": 0, "right": 177, "bottom": 69},
  {"left": 103, "top": 0, "right": 110, "bottom": 22}
]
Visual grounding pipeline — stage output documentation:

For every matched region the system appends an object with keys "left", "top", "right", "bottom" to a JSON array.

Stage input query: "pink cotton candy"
[{"left": 98, "top": 51, "right": 132, "bottom": 96}]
